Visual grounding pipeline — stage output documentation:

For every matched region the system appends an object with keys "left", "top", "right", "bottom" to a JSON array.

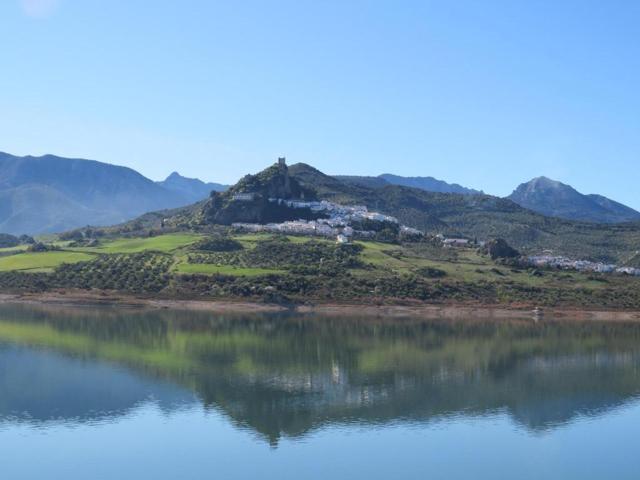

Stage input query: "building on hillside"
[
  {"left": 616, "top": 267, "right": 640, "bottom": 276},
  {"left": 336, "top": 234, "right": 350, "bottom": 244},
  {"left": 400, "top": 226, "right": 422, "bottom": 236},
  {"left": 232, "top": 192, "right": 256, "bottom": 202},
  {"left": 443, "top": 238, "right": 470, "bottom": 248}
]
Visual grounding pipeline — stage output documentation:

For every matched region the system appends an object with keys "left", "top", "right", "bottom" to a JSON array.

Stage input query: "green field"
[
  {"left": 0, "top": 233, "right": 200, "bottom": 274},
  {"left": 354, "top": 240, "right": 608, "bottom": 289},
  {"left": 84, "top": 233, "right": 202, "bottom": 254},
  {"left": 0, "top": 245, "right": 29, "bottom": 254},
  {"left": 233, "top": 233, "right": 327, "bottom": 249},
  {"left": 0, "top": 251, "right": 95, "bottom": 272}
]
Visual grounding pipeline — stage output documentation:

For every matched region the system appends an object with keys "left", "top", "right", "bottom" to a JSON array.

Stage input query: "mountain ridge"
[
  {"left": 334, "top": 173, "right": 482, "bottom": 195},
  {"left": 157, "top": 172, "right": 228, "bottom": 203},
  {"left": 507, "top": 176, "right": 640, "bottom": 223},
  {"left": 0, "top": 152, "right": 219, "bottom": 235}
]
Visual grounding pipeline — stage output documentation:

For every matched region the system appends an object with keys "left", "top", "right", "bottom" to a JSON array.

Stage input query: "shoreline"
[{"left": 1, "top": 291, "right": 640, "bottom": 322}]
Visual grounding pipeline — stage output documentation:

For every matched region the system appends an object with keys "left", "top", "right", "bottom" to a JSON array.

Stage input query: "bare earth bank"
[{"left": 1, "top": 290, "right": 639, "bottom": 322}]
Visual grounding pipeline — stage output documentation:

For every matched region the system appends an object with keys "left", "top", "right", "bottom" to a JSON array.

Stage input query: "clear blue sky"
[{"left": 1, "top": 0, "right": 639, "bottom": 207}]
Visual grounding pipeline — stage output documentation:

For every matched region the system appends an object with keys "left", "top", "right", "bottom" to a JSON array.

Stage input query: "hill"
[
  {"left": 91, "top": 160, "right": 640, "bottom": 263},
  {"left": 157, "top": 172, "right": 228, "bottom": 203},
  {"left": 288, "top": 164, "right": 640, "bottom": 262},
  {"left": 508, "top": 177, "right": 640, "bottom": 223},
  {"left": 0, "top": 152, "right": 214, "bottom": 235},
  {"left": 199, "top": 159, "right": 319, "bottom": 225}
]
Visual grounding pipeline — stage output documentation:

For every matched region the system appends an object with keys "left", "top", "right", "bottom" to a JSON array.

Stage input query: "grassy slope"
[
  {"left": 0, "top": 245, "right": 29, "bottom": 254},
  {"left": 355, "top": 241, "right": 607, "bottom": 291},
  {"left": 176, "top": 264, "right": 285, "bottom": 276},
  {"left": 0, "top": 233, "right": 288, "bottom": 278},
  {"left": 0, "top": 234, "right": 200, "bottom": 274},
  {"left": 87, "top": 233, "right": 202, "bottom": 253},
  {"left": 0, "top": 251, "right": 95, "bottom": 272}
]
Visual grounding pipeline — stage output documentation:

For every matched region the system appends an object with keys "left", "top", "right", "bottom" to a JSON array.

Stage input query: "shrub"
[
  {"left": 195, "top": 236, "right": 244, "bottom": 252},
  {"left": 415, "top": 267, "right": 447, "bottom": 278}
]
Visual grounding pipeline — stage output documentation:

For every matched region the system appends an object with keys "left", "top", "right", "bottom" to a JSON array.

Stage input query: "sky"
[{"left": 1, "top": 0, "right": 639, "bottom": 207}]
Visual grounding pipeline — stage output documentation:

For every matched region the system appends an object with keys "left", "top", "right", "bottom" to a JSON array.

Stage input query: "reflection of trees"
[{"left": 1, "top": 303, "right": 640, "bottom": 445}]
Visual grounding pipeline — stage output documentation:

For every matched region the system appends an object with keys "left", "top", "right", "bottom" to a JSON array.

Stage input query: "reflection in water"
[
  {"left": 0, "top": 344, "right": 196, "bottom": 426},
  {"left": 1, "top": 303, "right": 640, "bottom": 446}
]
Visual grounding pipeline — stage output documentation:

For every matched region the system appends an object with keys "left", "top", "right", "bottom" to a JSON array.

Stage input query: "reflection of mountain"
[
  {"left": 0, "top": 343, "right": 195, "bottom": 426},
  {"left": 1, "top": 304, "right": 640, "bottom": 445}
]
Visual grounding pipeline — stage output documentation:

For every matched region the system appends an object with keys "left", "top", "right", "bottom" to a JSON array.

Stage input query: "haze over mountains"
[
  {"left": 1, "top": 151, "right": 638, "bottom": 236},
  {"left": 0, "top": 152, "right": 222, "bottom": 235}
]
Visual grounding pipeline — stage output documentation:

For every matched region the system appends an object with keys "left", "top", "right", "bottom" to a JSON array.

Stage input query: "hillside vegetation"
[{"left": 0, "top": 231, "right": 639, "bottom": 309}]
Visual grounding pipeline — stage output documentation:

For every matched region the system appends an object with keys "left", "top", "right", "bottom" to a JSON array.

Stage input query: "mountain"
[
  {"left": 508, "top": 177, "right": 640, "bottom": 223},
  {"left": 587, "top": 194, "right": 640, "bottom": 221},
  {"left": 0, "top": 152, "right": 208, "bottom": 235},
  {"left": 379, "top": 174, "right": 482, "bottom": 195},
  {"left": 157, "top": 172, "right": 228, "bottom": 203},
  {"left": 334, "top": 174, "right": 481, "bottom": 195}
]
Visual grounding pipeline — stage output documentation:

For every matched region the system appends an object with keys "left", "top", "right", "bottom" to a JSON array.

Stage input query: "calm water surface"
[{"left": 0, "top": 303, "right": 639, "bottom": 479}]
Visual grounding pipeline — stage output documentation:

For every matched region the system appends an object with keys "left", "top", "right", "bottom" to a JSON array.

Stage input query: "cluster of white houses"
[
  {"left": 232, "top": 198, "right": 422, "bottom": 242},
  {"left": 268, "top": 198, "right": 399, "bottom": 224},
  {"left": 232, "top": 219, "right": 355, "bottom": 239},
  {"left": 527, "top": 255, "right": 640, "bottom": 276}
]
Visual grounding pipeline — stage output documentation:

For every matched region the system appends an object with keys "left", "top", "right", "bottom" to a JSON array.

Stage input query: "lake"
[{"left": 0, "top": 303, "right": 639, "bottom": 479}]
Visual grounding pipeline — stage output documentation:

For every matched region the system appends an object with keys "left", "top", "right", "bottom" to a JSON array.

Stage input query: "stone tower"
[{"left": 277, "top": 157, "right": 292, "bottom": 196}]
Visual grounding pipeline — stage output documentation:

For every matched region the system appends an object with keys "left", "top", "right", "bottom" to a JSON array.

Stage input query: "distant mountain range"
[
  {"left": 508, "top": 177, "right": 640, "bottom": 223},
  {"left": 335, "top": 174, "right": 482, "bottom": 195},
  {"left": 1, "top": 150, "right": 639, "bottom": 239},
  {"left": 339, "top": 172, "right": 639, "bottom": 224},
  {"left": 157, "top": 172, "right": 228, "bottom": 203},
  {"left": 0, "top": 152, "right": 225, "bottom": 235}
]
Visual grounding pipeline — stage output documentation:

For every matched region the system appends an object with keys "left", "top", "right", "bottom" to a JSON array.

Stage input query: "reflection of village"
[{"left": 232, "top": 198, "right": 422, "bottom": 243}]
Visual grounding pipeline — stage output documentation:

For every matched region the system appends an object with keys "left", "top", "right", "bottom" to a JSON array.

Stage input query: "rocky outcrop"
[
  {"left": 199, "top": 160, "right": 319, "bottom": 225},
  {"left": 484, "top": 238, "right": 521, "bottom": 260}
]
